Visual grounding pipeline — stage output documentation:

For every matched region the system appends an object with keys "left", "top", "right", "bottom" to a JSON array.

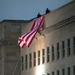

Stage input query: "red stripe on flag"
[
  {"left": 26, "top": 30, "right": 37, "bottom": 47},
  {"left": 30, "top": 20, "right": 36, "bottom": 31},
  {"left": 18, "top": 16, "right": 44, "bottom": 48},
  {"left": 18, "top": 29, "right": 37, "bottom": 48}
]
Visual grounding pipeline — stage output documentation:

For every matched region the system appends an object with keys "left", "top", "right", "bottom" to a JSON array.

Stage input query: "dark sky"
[{"left": 0, "top": 0, "right": 72, "bottom": 21}]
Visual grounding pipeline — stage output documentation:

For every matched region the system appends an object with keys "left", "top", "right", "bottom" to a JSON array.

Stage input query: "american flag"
[{"left": 18, "top": 16, "right": 44, "bottom": 48}]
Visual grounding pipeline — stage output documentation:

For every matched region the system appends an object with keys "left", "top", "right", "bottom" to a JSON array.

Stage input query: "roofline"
[{"left": 0, "top": 18, "right": 34, "bottom": 24}]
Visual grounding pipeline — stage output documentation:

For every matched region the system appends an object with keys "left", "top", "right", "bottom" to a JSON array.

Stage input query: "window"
[
  {"left": 52, "top": 45, "right": 54, "bottom": 61},
  {"left": 25, "top": 55, "right": 28, "bottom": 69},
  {"left": 62, "top": 41, "right": 65, "bottom": 58},
  {"left": 29, "top": 53, "right": 32, "bottom": 68},
  {"left": 57, "top": 43, "right": 60, "bottom": 59},
  {"left": 62, "top": 69, "right": 65, "bottom": 75},
  {"left": 38, "top": 51, "right": 40, "bottom": 65},
  {"left": 73, "top": 65, "right": 75, "bottom": 75},
  {"left": 52, "top": 72, "right": 54, "bottom": 75},
  {"left": 42, "top": 49, "right": 45, "bottom": 64},
  {"left": 47, "top": 47, "right": 50, "bottom": 63},
  {"left": 68, "top": 67, "right": 70, "bottom": 75},
  {"left": 33, "top": 52, "right": 36, "bottom": 66},
  {"left": 47, "top": 73, "right": 50, "bottom": 75},
  {"left": 21, "top": 56, "right": 24, "bottom": 70},
  {"left": 67, "top": 39, "right": 70, "bottom": 56},
  {"left": 73, "top": 37, "right": 75, "bottom": 54},
  {"left": 57, "top": 70, "right": 59, "bottom": 75}
]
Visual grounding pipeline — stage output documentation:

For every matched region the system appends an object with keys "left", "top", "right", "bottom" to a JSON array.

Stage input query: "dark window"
[
  {"left": 68, "top": 67, "right": 70, "bottom": 75},
  {"left": 22, "top": 56, "right": 23, "bottom": 63},
  {"left": 67, "top": 39, "right": 70, "bottom": 56},
  {"left": 52, "top": 72, "right": 54, "bottom": 75},
  {"left": 25, "top": 55, "right": 28, "bottom": 69},
  {"left": 57, "top": 43, "right": 60, "bottom": 59},
  {"left": 38, "top": 51, "right": 40, "bottom": 65},
  {"left": 42, "top": 49, "right": 45, "bottom": 64},
  {"left": 47, "top": 47, "right": 50, "bottom": 63},
  {"left": 57, "top": 70, "right": 59, "bottom": 75},
  {"left": 73, "top": 37, "right": 75, "bottom": 54},
  {"left": 73, "top": 37, "right": 75, "bottom": 45},
  {"left": 21, "top": 56, "right": 24, "bottom": 70},
  {"left": 62, "top": 41, "right": 65, "bottom": 58},
  {"left": 29, "top": 53, "right": 32, "bottom": 68},
  {"left": 47, "top": 73, "right": 50, "bottom": 75},
  {"left": 73, "top": 65, "right": 75, "bottom": 75},
  {"left": 52, "top": 45, "right": 54, "bottom": 61},
  {"left": 33, "top": 52, "right": 36, "bottom": 66},
  {"left": 62, "top": 69, "right": 65, "bottom": 75}
]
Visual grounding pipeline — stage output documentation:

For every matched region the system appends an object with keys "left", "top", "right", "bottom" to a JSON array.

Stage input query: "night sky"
[{"left": 0, "top": 0, "right": 72, "bottom": 21}]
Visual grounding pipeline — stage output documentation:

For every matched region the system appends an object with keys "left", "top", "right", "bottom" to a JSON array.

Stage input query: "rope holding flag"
[{"left": 18, "top": 16, "right": 44, "bottom": 48}]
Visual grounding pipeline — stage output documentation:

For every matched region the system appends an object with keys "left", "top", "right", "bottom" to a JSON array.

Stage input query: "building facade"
[
  {"left": 0, "top": 20, "right": 26, "bottom": 75},
  {"left": 21, "top": 1, "right": 75, "bottom": 75}
]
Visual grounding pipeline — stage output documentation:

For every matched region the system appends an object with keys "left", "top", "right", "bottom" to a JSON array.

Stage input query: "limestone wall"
[{"left": 21, "top": 1, "right": 75, "bottom": 75}]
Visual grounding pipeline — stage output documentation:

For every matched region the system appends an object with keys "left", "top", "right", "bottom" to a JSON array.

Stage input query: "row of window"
[
  {"left": 43, "top": 66, "right": 75, "bottom": 75},
  {"left": 21, "top": 37, "right": 75, "bottom": 70}
]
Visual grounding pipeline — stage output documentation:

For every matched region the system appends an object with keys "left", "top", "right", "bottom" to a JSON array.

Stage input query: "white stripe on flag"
[
  {"left": 26, "top": 31, "right": 36, "bottom": 46},
  {"left": 19, "top": 40, "right": 25, "bottom": 48},
  {"left": 19, "top": 29, "right": 37, "bottom": 48},
  {"left": 18, "top": 16, "right": 44, "bottom": 48}
]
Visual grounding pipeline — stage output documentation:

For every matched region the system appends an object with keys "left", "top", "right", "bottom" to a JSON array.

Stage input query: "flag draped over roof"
[{"left": 18, "top": 16, "right": 44, "bottom": 48}]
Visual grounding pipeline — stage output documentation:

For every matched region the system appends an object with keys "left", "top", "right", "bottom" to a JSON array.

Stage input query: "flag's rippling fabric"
[{"left": 18, "top": 16, "right": 44, "bottom": 48}]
